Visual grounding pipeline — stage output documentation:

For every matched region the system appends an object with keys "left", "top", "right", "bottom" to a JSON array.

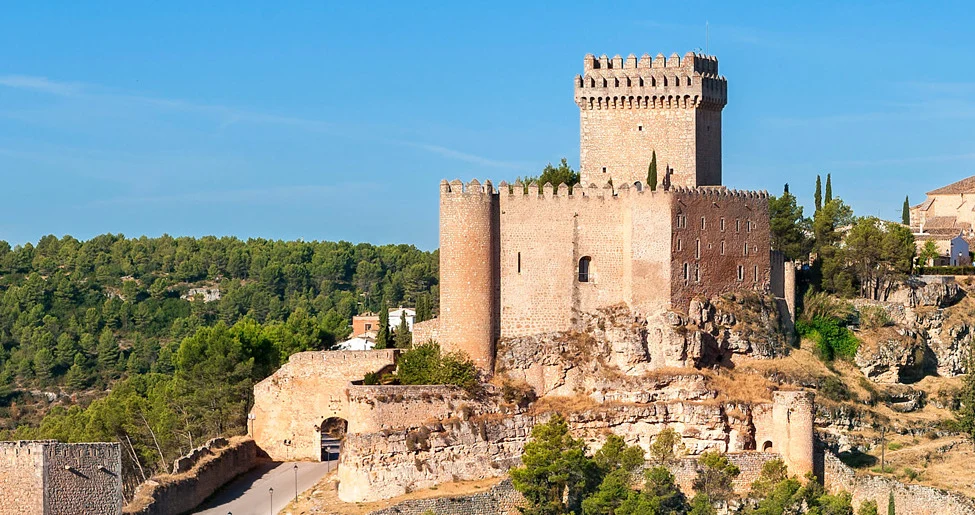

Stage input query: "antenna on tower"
[{"left": 706, "top": 21, "right": 710, "bottom": 55}]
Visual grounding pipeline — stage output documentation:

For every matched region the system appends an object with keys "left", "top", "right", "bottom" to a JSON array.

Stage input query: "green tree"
[
  {"left": 393, "top": 312, "right": 412, "bottom": 349},
  {"left": 859, "top": 500, "right": 879, "bottom": 515},
  {"left": 887, "top": 492, "right": 895, "bottom": 515},
  {"left": 956, "top": 347, "right": 975, "bottom": 450},
  {"left": 375, "top": 298, "right": 391, "bottom": 349},
  {"left": 815, "top": 175, "right": 823, "bottom": 213},
  {"left": 648, "top": 151, "right": 658, "bottom": 191},
  {"left": 96, "top": 329, "right": 121, "bottom": 372},
  {"left": 844, "top": 218, "right": 915, "bottom": 300},
  {"left": 825, "top": 173, "right": 833, "bottom": 203},
  {"left": 769, "top": 189, "right": 812, "bottom": 261},
  {"left": 901, "top": 196, "right": 910, "bottom": 225},
  {"left": 518, "top": 158, "right": 580, "bottom": 192},
  {"left": 511, "top": 413, "right": 597, "bottom": 515},
  {"left": 64, "top": 353, "right": 92, "bottom": 390},
  {"left": 649, "top": 427, "right": 685, "bottom": 465},
  {"left": 918, "top": 240, "right": 939, "bottom": 267},
  {"left": 692, "top": 451, "right": 740, "bottom": 506}
]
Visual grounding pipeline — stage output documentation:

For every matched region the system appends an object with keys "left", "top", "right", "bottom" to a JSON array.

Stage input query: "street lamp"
[
  {"left": 294, "top": 463, "right": 299, "bottom": 503},
  {"left": 269, "top": 487, "right": 274, "bottom": 515}
]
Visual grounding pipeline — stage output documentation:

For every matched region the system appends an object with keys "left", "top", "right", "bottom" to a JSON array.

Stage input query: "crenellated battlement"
[
  {"left": 575, "top": 51, "right": 726, "bottom": 110},
  {"left": 583, "top": 52, "right": 718, "bottom": 73},
  {"left": 440, "top": 179, "right": 767, "bottom": 203}
]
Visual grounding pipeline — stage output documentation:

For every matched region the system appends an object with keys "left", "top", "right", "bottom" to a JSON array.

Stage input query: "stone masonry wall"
[
  {"left": 124, "top": 438, "right": 258, "bottom": 515},
  {"left": 250, "top": 349, "right": 397, "bottom": 461},
  {"left": 345, "top": 385, "right": 476, "bottom": 434},
  {"left": 670, "top": 188, "right": 771, "bottom": 311},
  {"left": 823, "top": 452, "right": 975, "bottom": 515},
  {"left": 0, "top": 441, "right": 122, "bottom": 515},
  {"left": 43, "top": 442, "right": 123, "bottom": 515},
  {"left": 438, "top": 179, "right": 499, "bottom": 373},
  {"left": 575, "top": 52, "right": 726, "bottom": 189},
  {"left": 367, "top": 478, "right": 524, "bottom": 515},
  {"left": 0, "top": 441, "right": 45, "bottom": 515},
  {"left": 411, "top": 318, "right": 439, "bottom": 345},
  {"left": 669, "top": 452, "right": 780, "bottom": 496},
  {"left": 337, "top": 399, "right": 772, "bottom": 503}
]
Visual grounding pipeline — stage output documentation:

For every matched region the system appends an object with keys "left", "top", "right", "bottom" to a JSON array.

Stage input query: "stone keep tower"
[{"left": 575, "top": 52, "right": 727, "bottom": 189}]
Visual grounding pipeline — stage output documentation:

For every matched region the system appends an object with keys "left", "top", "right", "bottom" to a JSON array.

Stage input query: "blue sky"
[{"left": 2, "top": 2, "right": 974, "bottom": 250}]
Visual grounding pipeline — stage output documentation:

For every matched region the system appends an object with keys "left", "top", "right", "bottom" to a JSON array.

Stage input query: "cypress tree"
[
  {"left": 825, "top": 173, "right": 833, "bottom": 203},
  {"left": 814, "top": 175, "right": 823, "bottom": 212},
  {"left": 902, "top": 196, "right": 910, "bottom": 225},
  {"left": 394, "top": 313, "right": 412, "bottom": 349},
  {"left": 887, "top": 491, "right": 895, "bottom": 515},
  {"left": 375, "top": 298, "right": 391, "bottom": 349},
  {"left": 784, "top": 183, "right": 789, "bottom": 194},
  {"left": 648, "top": 151, "right": 658, "bottom": 191}
]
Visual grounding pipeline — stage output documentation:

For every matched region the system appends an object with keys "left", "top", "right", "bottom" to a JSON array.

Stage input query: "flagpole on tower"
[{"left": 706, "top": 21, "right": 710, "bottom": 54}]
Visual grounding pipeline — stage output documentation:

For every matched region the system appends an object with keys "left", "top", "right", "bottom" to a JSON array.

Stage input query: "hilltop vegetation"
[{"left": 0, "top": 234, "right": 438, "bottom": 493}]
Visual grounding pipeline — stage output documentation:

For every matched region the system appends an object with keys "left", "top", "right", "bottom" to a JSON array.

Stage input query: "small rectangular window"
[
  {"left": 638, "top": 125, "right": 643, "bottom": 131},
  {"left": 695, "top": 239, "right": 701, "bottom": 259},
  {"left": 720, "top": 241, "right": 725, "bottom": 255},
  {"left": 602, "top": 167, "right": 607, "bottom": 173},
  {"left": 683, "top": 263, "right": 689, "bottom": 281},
  {"left": 517, "top": 252, "right": 521, "bottom": 274},
  {"left": 694, "top": 265, "right": 700, "bottom": 283},
  {"left": 754, "top": 265, "right": 759, "bottom": 282},
  {"left": 747, "top": 220, "right": 752, "bottom": 233},
  {"left": 736, "top": 219, "right": 741, "bottom": 233},
  {"left": 676, "top": 239, "right": 682, "bottom": 251},
  {"left": 737, "top": 265, "right": 744, "bottom": 282},
  {"left": 744, "top": 242, "right": 749, "bottom": 256},
  {"left": 701, "top": 216, "right": 706, "bottom": 230},
  {"left": 720, "top": 218, "right": 725, "bottom": 232}
]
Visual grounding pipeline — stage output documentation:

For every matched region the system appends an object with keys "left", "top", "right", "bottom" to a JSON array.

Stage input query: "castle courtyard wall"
[{"left": 250, "top": 349, "right": 397, "bottom": 461}]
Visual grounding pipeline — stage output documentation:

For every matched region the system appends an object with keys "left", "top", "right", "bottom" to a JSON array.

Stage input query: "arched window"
[
  {"left": 762, "top": 441, "right": 773, "bottom": 452},
  {"left": 578, "top": 256, "right": 592, "bottom": 282}
]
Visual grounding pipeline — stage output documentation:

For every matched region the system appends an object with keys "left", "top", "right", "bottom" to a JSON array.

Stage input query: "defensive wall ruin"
[
  {"left": 250, "top": 349, "right": 397, "bottom": 461},
  {"left": 0, "top": 440, "right": 122, "bottom": 515}
]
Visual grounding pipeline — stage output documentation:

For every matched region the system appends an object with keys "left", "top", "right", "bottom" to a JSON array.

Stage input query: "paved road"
[{"left": 195, "top": 460, "right": 334, "bottom": 515}]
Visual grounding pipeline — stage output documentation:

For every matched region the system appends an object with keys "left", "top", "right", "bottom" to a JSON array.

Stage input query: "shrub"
[
  {"left": 396, "top": 342, "right": 478, "bottom": 391},
  {"left": 819, "top": 375, "right": 852, "bottom": 402},
  {"left": 800, "top": 291, "right": 854, "bottom": 323},
  {"left": 501, "top": 380, "right": 537, "bottom": 408},
  {"left": 887, "top": 442, "right": 904, "bottom": 451},
  {"left": 859, "top": 306, "right": 892, "bottom": 329},
  {"left": 797, "top": 316, "right": 859, "bottom": 361}
]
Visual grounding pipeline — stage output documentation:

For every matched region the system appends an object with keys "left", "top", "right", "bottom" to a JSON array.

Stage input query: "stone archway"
[
  {"left": 762, "top": 440, "right": 773, "bottom": 452},
  {"left": 319, "top": 417, "right": 348, "bottom": 462}
]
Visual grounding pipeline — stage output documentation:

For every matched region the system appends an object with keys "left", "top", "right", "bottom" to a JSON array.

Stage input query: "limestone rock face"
[
  {"left": 853, "top": 278, "right": 974, "bottom": 382},
  {"left": 496, "top": 295, "right": 787, "bottom": 397},
  {"left": 854, "top": 329, "right": 925, "bottom": 384}
]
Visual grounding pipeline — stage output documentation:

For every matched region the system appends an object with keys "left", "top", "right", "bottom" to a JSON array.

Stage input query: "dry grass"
[
  {"left": 281, "top": 474, "right": 505, "bottom": 515},
  {"left": 529, "top": 394, "right": 599, "bottom": 415},
  {"left": 851, "top": 434, "right": 975, "bottom": 498}
]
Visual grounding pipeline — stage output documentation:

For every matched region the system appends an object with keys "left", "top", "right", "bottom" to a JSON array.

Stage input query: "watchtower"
[{"left": 575, "top": 52, "right": 727, "bottom": 189}]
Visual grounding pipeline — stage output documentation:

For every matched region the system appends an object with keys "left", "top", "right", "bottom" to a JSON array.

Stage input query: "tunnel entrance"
[{"left": 319, "top": 417, "right": 348, "bottom": 462}]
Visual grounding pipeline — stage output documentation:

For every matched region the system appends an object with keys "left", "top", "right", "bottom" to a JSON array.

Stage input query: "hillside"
[{"left": 0, "top": 234, "right": 438, "bottom": 494}]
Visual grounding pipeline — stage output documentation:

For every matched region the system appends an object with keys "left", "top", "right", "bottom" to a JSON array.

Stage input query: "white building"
[{"left": 388, "top": 307, "right": 415, "bottom": 331}]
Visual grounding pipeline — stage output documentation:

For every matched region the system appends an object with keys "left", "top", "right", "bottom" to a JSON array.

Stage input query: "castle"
[
  {"left": 250, "top": 51, "right": 809, "bottom": 504},
  {"left": 418, "top": 52, "right": 773, "bottom": 374}
]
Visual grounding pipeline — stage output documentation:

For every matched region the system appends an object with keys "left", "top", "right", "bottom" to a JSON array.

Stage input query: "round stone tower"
[{"left": 437, "top": 179, "right": 498, "bottom": 374}]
